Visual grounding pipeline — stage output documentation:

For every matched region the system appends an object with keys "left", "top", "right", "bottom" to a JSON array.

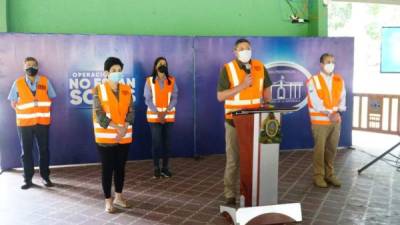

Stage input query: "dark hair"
[
  {"left": 24, "top": 57, "right": 38, "bottom": 66},
  {"left": 234, "top": 38, "right": 251, "bottom": 48},
  {"left": 320, "top": 53, "right": 334, "bottom": 63},
  {"left": 151, "top": 57, "right": 171, "bottom": 85},
  {"left": 104, "top": 57, "right": 124, "bottom": 71}
]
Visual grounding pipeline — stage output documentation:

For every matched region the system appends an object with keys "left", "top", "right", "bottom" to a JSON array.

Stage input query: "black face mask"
[
  {"left": 25, "top": 67, "right": 38, "bottom": 76},
  {"left": 157, "top": 65, "right": 168, "bottom": 74}
]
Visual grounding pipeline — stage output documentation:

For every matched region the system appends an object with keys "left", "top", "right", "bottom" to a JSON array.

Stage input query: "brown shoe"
[
  {"left": 225, "top": 197, "right": 236, "bottom": 206},
  {"left": 314, "top": 177, "right": 328, "bottom": 188},
  {"left": 105, "top": 198, "right": 116, "bottom": 213},
  {"left": 113, "top": 198, "right": 131, "bottom": 208},
  {"left": 325, "top": 176, "right": 342, "bottom": 187}
]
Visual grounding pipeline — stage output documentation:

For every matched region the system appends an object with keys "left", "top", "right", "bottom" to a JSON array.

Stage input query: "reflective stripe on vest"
[
  {"left": 225, "top": 98, "right": 261, "bottom": 106},
  {"left": 16, "top": 112, "right": 51, "bottom": 119},
  {"left": 15, "top": 76, "right": 52, "bottom": 127},
  {"left": 146, "top": 76, "right": 176, "bottom": 123},
  {"left": 307, "top": 74, "right": 344, "bottom": 125},
  {"left": 224, "top": 60, "right": 264, "bottom": 119},
  {"left": 94, "top": 122, "right": 133, "bottom": 144},
  {"left": 16, "top": 101, "right": 52, "bottom": 110},
  {"left": 93, "top": 83, "right": 133, "bottom": 144}
]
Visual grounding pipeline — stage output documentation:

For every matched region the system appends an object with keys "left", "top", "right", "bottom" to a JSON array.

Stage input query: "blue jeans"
[{"left": 149, "top": 123, "right": 172, "bottom": 170}]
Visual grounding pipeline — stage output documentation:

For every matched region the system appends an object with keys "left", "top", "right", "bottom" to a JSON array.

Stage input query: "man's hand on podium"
[{"left": 261, "top": 102, "right": 275, "bottom": 109}]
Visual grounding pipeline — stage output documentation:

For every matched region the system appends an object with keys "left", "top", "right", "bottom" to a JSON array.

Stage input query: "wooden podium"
[{"left": 220, "top": 107, "right": 302, "bottom": 225}]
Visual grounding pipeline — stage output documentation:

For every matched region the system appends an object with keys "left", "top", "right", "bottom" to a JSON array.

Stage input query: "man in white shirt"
[{"left": 306, "top": 53, "right": 346, "bottom": 188}]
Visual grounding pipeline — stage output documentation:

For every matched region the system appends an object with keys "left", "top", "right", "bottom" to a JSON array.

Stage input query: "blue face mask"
[{"left": 108, "top": 72, "right": 123, "bottom": 83}]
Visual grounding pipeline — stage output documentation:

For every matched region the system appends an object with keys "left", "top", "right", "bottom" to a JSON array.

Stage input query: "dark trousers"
[
  {"left": 97, "top": 144, "right": 129, "bottom": 199},
  {"left": 149, "top": 123, "right": 172, "bottom": 170},
  {"left": 17, "top": 125, "right": 50, "bottom": 183}
]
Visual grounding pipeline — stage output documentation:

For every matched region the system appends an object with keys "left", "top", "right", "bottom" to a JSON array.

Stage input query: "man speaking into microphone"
[{"left": 216, "top": 38, "right": 272, "bottom": 206}]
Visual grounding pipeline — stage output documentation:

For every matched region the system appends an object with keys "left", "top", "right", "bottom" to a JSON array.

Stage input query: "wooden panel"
[
  {"left": 233, "top": 114, "right": 254, "bottom": 207},
  {"left": 353, "top": 94, "right": 400, "bottom": 135}
]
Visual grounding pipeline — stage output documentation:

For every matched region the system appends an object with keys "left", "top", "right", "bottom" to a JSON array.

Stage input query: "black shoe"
[
  {"left": 21, "top": 182, "right": 33, "bottom": 190},
  {"left": 153, "top": 168, "right": 161, "bottom": 179},
  {"left": 42, "top": 178, "right": 54, "bottom": 187},
  {"left": 160, "top": 168, "right": 172, "bottom": 178},
  {"left": 225, "top": 197, "right": 236, "bottom": 206}
]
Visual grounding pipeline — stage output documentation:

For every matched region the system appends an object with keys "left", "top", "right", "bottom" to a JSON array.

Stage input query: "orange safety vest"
[
  {"left": 15, "top": 76, "right": 52, "bottom": 127},
  {"left": 307, "top": 73, "right": 344, "bottom": 125},
  {"left": 224, "top": 59, "right": 264, "bottom": 119},
  {"left": 146, "top": 76, "right": 176, "bottom": 123},
  {"left": 93, "top": 82, "right": 133, "bottom": 144}
]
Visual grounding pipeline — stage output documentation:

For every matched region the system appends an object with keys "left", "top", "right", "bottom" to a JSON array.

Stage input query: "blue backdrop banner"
[
  {"left": 0, "top": 34, "right": 354, "bottom": 169},
  {"left": 194, "top": 37, "right": 354, "bottom": 154}
]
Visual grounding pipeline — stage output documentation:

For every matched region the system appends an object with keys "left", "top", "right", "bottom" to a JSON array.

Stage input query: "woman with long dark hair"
[{"left": 144, "top": 57, "right": 178, "bottom": 178}]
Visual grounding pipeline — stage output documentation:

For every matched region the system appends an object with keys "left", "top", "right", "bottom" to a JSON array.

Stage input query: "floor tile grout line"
[
  {"left": 279, "top": 152, "right": 312, "bottom": 200},
  {"left": 312, "top": 151, "right": 355, "bottom": 225},
  {"left": 178, "top": 168, "right": 227, "bottom": 224}
]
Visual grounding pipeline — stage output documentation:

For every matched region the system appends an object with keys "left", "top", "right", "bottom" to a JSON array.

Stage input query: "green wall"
[
  {"left": 3, "top": 0, "right": 327, "bottom": 36},
  {"left": 0, "top": 0, "right": 6, "bottom": 32},
  {"left": 308, "top": 0, "right": 328, "bottom": 36}
]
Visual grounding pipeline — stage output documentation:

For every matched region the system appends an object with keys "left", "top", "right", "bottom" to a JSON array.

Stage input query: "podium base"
[{"left": 220, "top": 203, "right": 302, "bottom": 225}]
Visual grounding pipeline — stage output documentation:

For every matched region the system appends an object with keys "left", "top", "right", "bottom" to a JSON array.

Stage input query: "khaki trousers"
[
  {"left": 224, "top": 122, "right": 240, "bottom": 199},
  {"left": 311, "top": 123, "right": 341, "bottom": 180}
]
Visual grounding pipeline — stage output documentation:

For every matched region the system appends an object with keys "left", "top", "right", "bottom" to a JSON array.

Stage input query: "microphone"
[
  {"left": 244, "top": 63, "right": 251, "bottom": 74},
  {"left": 244, "top": 63, "right": 252, "bottom": 87}
]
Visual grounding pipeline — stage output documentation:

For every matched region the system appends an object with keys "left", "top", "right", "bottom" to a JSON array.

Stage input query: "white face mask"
[
  {"left": 324, "top": 63, "right": 335, "bottom": 74},
  {"left": 108, "top": 72, "right": 123, "bottom": 83},
  {"left": 237, "top": 50, "right": 252, "bottom": 63}
]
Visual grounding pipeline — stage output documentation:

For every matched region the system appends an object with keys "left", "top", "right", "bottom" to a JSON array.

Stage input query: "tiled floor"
[{"left": 1, "top": 148, "right": 400, "bottom": 225}]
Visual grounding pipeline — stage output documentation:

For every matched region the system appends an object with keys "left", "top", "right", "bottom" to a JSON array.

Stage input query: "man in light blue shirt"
[
  {"left": 8, "top": 70, "right": 56, "bottom": 106},
  {"left": 8, "top": 57, "right": 56, "bottom": 190}
]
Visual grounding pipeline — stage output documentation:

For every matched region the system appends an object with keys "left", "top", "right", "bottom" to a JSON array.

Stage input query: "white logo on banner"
[
  {"left": 68, "top": 71, "right": 135, "bottom": 108},
  {"left": 272, "top": 75, "right": 303, "bottom": 100},
  {"left": 265, "top": 61, "right": 312, "bottom": 110}
]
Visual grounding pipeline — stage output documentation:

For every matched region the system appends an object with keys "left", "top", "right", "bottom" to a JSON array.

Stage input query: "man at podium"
[
  {"left": 217, "top": 38, "right": 272, "bottom": 206},
  {"left": 306, "top": 53, "right": 347, "bottom": 188}
]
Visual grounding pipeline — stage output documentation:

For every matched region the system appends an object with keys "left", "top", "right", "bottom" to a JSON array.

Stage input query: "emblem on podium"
[{"left": 259, "top": 112, "right": 281, "bottom": 144}]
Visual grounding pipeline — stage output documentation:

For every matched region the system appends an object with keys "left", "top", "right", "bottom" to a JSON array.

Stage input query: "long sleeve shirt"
[
  {"left": 307, "top": 72, "right": 346, "bottom": 114},
  {"left": 92, "top": 84, "right": 135, "bottom": 128},
  {"left": 92, "top": 84, "right": 135, "bottom": 147},
  {"left": 144, "top": 76, "right": 178, "bottom": 112}
]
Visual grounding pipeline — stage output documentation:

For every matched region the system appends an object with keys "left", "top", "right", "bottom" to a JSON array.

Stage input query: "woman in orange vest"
[
  {"left": 92, "top": 57, "right": 134, "bottom": 213},
  {"left": 144, "top": 57, "right": 178, "bottom": 178}
]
